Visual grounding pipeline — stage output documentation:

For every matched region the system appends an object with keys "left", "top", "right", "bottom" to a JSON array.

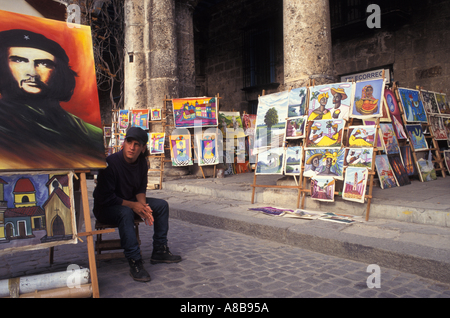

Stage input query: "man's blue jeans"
[{"left": 94, "top": 198, "right": 169, "bottom": 260}]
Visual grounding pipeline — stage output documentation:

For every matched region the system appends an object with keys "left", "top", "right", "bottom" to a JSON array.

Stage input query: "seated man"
[{"left": 93, "top": 127, "right": 181, "bottom": 282}]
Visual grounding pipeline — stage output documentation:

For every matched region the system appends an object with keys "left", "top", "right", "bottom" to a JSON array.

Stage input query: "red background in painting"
[{"left": 0, "top": 10, "right": 102, "bottom": 128}]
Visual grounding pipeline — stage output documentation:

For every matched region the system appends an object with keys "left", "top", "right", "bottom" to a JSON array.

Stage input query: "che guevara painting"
[{"left": 0, "top": 10, "right": 106, "bottom": 171}]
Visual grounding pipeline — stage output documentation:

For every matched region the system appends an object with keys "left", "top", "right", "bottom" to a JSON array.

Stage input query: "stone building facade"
[{"left": 124, "top": 0, "right": 450, "bottom": 177}]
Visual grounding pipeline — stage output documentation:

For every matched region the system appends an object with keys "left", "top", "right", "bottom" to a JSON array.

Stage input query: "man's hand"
[{"left": 133, "top": 202, "right": 154, "bottom": 226}]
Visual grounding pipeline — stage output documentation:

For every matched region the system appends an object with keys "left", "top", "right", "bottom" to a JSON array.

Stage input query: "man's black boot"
[
  {"left": 150, "top": 245, "right": 182, "bottom": 264},
  {"left": 128, "top": 258, "right": 151, "bottom": 282}
]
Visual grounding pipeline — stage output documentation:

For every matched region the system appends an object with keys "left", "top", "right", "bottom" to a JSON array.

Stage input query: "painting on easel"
[
  {"left": 170, "top": 134, "right": 193, "bottom": 167},
  {"left": 308, "top": 82, "right": 353, "bottom": 121},
  {"left": 256, "top": 147, "right": 284, "bottom": 175},
  {"left": 285, "top": 116, "right": 307, "bottom": 139},
  {"left": 375, "top": 154, "right": 398, "bottom": 189},
  {"left": 347, "top": 125, "right": 377, "bottom": 148},
  {"left": 310, "top": 176, "right": 335, "bottom": 202},
  {"left": 0, "top": 10, "right": 106, "bottom": 170},
  {"left": 172, "top": 97, "right": 218, "bottom": 128},
  {"left": 428, "top": 115, "right": 448, "bottom": 140},
  {"left": 405, "top": 124, "right": 428, "bottom": 151},
  {"left": 0, "top": 171, "right": 76, "bottom": 256},
  {"left": 398, "top": 88, "right": 428, "bottom": 123},
  {"left": 304, "top": 148, "right": 345, "bottom": 180},
  {"left": 305, "top": 119, "right": 345, "bottom": 148},
  {"left": 350, "top": 79, "right": 385, "bottom": 119},
  {"left": 288, "top": 87, "right": 308, "bottom": 117},
  {"left": 420, "top": 91, "right": 440, "bottom": 114},
  {"left": 130, "top": 109, "right": 149, "bottom": 129},
  {"left": 149, "top": 133, "right": 165, "bottom": 154},
  {"left": 342, "top": 167, "right": 368, "bottom": 203},
  {"left": 384, "top": 88, "right": 408, "bottom": 140},
  {"left": 344, "top": 148, "right": 373, "bottom": 169},
  {"left": 435, "top": 93, "right": 450, "bottom": 116},
  {"left": 284, "top": 146, "right": 303, "bottom": 176},
  {"left": 195, "top": 131, "right": 219, "bottom": 166},
  {"left": 443, "top": 150, "right": 450, "bottom": 173}
]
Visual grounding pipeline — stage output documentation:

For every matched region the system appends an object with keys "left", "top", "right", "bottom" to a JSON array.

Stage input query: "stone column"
[
  {"left": 124, "top": 0, "right": 149, "bottom": 109},
  {"left": 283, "top": 0, "right": 335, "bottom": 88}
]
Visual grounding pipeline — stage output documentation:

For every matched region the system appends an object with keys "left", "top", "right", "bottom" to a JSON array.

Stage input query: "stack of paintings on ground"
[{"left": 253, "top": 77, "right": 450, "bottom": 205}]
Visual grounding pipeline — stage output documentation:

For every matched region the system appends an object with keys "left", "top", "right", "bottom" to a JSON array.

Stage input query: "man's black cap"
[{"left": 125, "top": 127, "right": 148, "bottom": 146}]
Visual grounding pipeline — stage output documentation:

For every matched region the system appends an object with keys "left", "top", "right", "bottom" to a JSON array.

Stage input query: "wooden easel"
[{"left": 250, "top": 89, "right": 304, "bottom": 208}]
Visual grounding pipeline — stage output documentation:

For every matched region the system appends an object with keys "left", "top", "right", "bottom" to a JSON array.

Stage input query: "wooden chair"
[{"left": 94, "top": 219, "right": 144, "bottom": 260}]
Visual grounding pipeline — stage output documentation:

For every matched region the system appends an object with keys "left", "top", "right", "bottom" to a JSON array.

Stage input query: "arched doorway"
[
  {"left": 52, "top": 215, "right": 65, "bottom": 236},
  {"left": 5, "top": 223, "right": 14, "bottom": 238}
]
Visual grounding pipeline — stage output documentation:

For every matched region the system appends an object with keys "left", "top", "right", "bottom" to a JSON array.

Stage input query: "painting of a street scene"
[
  {"left": 342, "top": 167, "right": 368, "bottom": 203},
  {"left": 172, "top": 97, "right": 218, "bottom": 128},
  {"left": 310, "top": 177, "right": 335, "bottom": 202},
  {"left": 0, "top": 172, "right": 76, "bottom": 256},
  {"left": 305, "top": 119, "right": 345, "bottom": 148},
  {"left": 308, "top": 82, "right": 353, "bottom": 121},
  {"left": 256, "top": 147, "right": 284, "bottom": 175},
  {"left": 254, "top": 92, "right": 289, "bottom": 154}
]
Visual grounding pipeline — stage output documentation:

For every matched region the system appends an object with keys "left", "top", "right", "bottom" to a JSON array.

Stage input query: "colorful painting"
[
  {"left": 286, "top": 116, "right": 307, "bottom": 139},
  {"left": 195, "top": 131, "right": 219, "bottom": 166},
  {"left": 288, "top": 87, "right": 308, "bottom": 117},
  {"left": 428, "top": 115, "right": 448, "bottom": 140},
  {"left": 151, "top": 108, "right": 162, "bottom": 121},
  {"left": 242, "top": 114, "right": 257, "bottom": 136},
  {"left": 443, "top": 150, "right": 450, "bottom": 173},
  {"left": 342, "top": 167, "right": 368, "bottom": 203},
  {"left": 310, "top": 177, "right": 335, "bottom": 202},
  {"left": 400, "top": 145, "right": 416, "bottom": 176},
  {"left": 218, "top": 111, "right": 245, "bottom": 138},
  {"left": 347, "top": 125, "right": 377, "bottom": 148},
  {"left": 443, "top": 117, "right": 450, "bottom": 140},
  {"left": 398, "top": 88, "right": 427, "bottom": 122},
  {"left": 379, "top": 123, "right": 400, "bottom": 154},
  {"left": 351, "top": 79, "right": 385, "bottom": 118},
  {"left": 305, "top": 119, "right": 345, "bottom": 148},
  {"left": 172, "top": 97, "right": 218, "bottom": 128},
  {"left": 304, "top": 148, "right": 345, "bottom": 180},
  {"left": 435, "top": 93, "right": 450, "bottom": 116},
  {"left": 308, "top": 82, "right": 353, "bottom": 121},
  {"left": 362, "top": 119, "right": 384, "bottom": 150},
  {"left": 421, "top": 91, "right": 440, "bottom": 114},
  {"left": 344, "top": 148, "right": 373, "bottom": 169},
  {"left": 375, "top": 154, "right": 398, "bottom": 189},
  {"left": 131, "top": 109, "right": 149, "bottom": 129},
  {"left": 149, "top": 132, "right": 165, "bottom": 154},
  {"left": 405, "top": 124, "right": 428, "bottom": 151},
  {"left": 0, "top": 171, "right": 76, "bottom": 256},
  {"left": 416, "top": 152, "right": 437, "bottom": 182},
  {"left": 255, "top": 147, "right": 284, "bottom": 175},
  {"left": 284, "top": 146, "right": 303, "bottom": 176},
  {"left": 384, "top": 88, "right": 408, "bottom": 140},
  {"left": 0, "top": 10, "right": 106, "bottom": 170},
  {"left": 119, "top": 110, "right": 130, "bottom": 129},
  {"left": 388, "top": 155, "right": 411, "bottom": 186},
  {"left": 255, "top": 91, "right": 289, "bottom": 154},
  {"left": 170, "top": 133, "right": 193, "bottom": 167}
]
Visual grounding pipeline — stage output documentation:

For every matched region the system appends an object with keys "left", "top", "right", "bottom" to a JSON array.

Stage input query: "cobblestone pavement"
[{"left": 2, "top": 218, "right": 450, "bottom": 300}]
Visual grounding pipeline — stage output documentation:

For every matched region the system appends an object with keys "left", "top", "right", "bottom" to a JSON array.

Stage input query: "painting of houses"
[
  {"left": 0, "top": 172, "right": 76, "bottom": 256},
  {"left": 149, "top": 133, "right": 166, "bottom": 154},
  {"left": 342, "top": 167, "right": 368, "bottom": 203},
  {"left": 130, "top": 109, "right": 149, "bottom": 129},
  {"left": 172, "top": 97, "right": 218, "bottom": 128}
]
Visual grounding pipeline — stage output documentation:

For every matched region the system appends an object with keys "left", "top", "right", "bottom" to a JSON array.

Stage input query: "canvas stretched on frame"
[
  {"left": 375, "top": 154, "right": 398, "bottom": 189},
  {"left": 172, "top": 97, "right": 218, "bottom": 128},
  {"left": 379, "top": 123, "right": 400, "bottom": 154},
  {"left": 149, "top": 132, "right": 165, "bottom": 154},
  {"left": 130, "top": 109, "right": 149, "bottom": 129},
  {"left": 384, "top": 88, "right": 408, "bottom": 140},
  {"left": 284, "top": 146, "right": 303, "bottom": 176},
  {"left": 344, "top": 147, "right": 373, "bottom": 169},
  {"left": 310, "top": 176, "right": 335, "bottom": 202},
  {"left": 307, "top": 82, "right": 353, "bottom": 121},
  {"left": 0, "top": 171, "right": 77, "bottom": 256},
  {"left": 195, "top": 130, "right": 219, "bottom": 166},
  {"left": 428, "top": 115, "right": 448, "bottom": 140},
  {"left": 347, "top": 125, "right": 377, "bottom": 148},
  {"left": 170, "top": 134, "right": 193, "bottom": 167},
  {"left": 305, "top": 119, "right": 345, "bottom": 149},
  {"left": 350, "top": 78, "right": 385, "bottom": 119},
  {"left": 398, "top": 88, "right": 428, "bottom": 123},
  {"left": 405, "top": 124, "right": 428, "bottom": 151},
  {"left": 0, "top": 10, "right": 106, "bottom": 170},
  {"left": 435, "top": 93, "right": 450, "bottom": 116},
  {"left": 342, "top": 167, "right": 368, "bottom": 203},
  {"left": 255, "top": 147, "right": 284, "bottom": 175},
  {"left": 285, "top": 116, "right": 307, "bottom": 139},
  {"left": 304, "top": 148, "right": 344, "bottom": 180},
  {"left": 420, "top": 90, "right": 440, "bottom": 114}
]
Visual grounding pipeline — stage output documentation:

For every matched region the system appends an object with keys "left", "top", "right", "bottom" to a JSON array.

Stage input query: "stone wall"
[{"left": 333, "top": 0, "right": 450, "bottom": 95}]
